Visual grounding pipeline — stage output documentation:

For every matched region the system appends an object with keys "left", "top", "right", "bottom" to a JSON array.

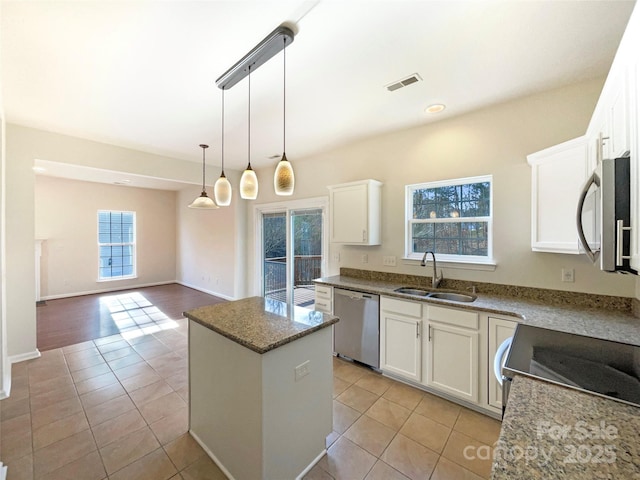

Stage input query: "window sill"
[
  {"left": 97, "top": 275, "right": 138, "bottom": 283},
  {"left": 401, "top": 257, "right": 497, "bottom": 272}
]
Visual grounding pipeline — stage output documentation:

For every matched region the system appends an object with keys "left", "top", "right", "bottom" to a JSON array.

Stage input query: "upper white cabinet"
[
  {"left": 328, "top": 180, "right": 382, "bottom": 245},
  {"left": 527, "top": 136, "right": 589, "bottom": 254},
  {"left": 380, "top": 296, "right": 422, "bottom": 382}
]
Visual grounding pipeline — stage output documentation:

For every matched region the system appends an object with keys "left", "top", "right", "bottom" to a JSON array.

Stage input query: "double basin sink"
[{"left": 394, "top": 287, "right": 476, "bottom": 303}]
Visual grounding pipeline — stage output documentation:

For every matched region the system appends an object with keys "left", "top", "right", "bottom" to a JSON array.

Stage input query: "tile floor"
[{"left": 1, "top": 318, "right": 501, "bottom": 480}]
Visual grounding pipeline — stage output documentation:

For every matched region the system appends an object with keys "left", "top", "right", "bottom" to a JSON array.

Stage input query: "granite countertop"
[
  {"left": 314, "top": 275, "right": 640, "bottom": 346},
  {"left": 491, "top": 375, "right": 640, "bottom": 479},
  {"left": 183, "top": 296, "right": 339, "bottom": 354}
]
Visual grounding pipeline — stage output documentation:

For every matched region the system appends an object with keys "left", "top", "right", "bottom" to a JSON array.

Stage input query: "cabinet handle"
[
  {"left": 416, "top": 322, "right": 420, "bottom": 338},
  {"left": 428, "top": 325, "right": 432, "bottom": 341}
]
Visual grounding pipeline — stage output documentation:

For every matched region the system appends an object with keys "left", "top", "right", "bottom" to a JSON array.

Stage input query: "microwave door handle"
[{"left": 576, "top": 172, "right": 599, "bottom": 263}]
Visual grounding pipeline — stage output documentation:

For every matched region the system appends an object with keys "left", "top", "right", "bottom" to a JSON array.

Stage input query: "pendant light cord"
[
  {"left": 221, "top": 88, "right": 225, "bottom": 175},
  {"left": 283, "top": 37, "right": 286, "bottom": 155},
  {"left": 247, "top": 65, "right": 252, "bottom": 169},
  {"left": 201, "top": 145, "right": 206, "bottom": 192}
]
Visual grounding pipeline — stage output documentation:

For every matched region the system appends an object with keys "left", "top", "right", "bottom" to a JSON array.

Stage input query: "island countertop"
[
  {"left": 183, "top": 296, "right": 339, "bottom": 354},
  {"left": 491, "top": 375, "right": 640, "bottom": 479}
]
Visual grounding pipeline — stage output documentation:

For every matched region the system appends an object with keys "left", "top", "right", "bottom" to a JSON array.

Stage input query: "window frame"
[
  {"left": 97, "top": 210, "right": 137, "bottom": 281},
  {"left": 404, "top": 175, "right": 494, "bottom": 265}
]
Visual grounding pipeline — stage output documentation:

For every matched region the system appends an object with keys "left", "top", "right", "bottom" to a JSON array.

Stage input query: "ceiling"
[{"left": 1, "top": 0, "right": 636, "bottom": 186}]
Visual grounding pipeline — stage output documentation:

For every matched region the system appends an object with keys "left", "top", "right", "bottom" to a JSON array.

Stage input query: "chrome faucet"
[{"left": 421, "top": 251, "right": 443, "bottom": 288}]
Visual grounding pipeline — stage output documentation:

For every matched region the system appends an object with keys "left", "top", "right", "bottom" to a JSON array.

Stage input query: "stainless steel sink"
[
  {"left": 427, "top": 292, "right": 476, "bottom": 302},
  {"left": 394, "top": 287, "right": 430, "bottom": 296},
  {"left": 393, "top": 287, "right": 476, "bottom": 302}
]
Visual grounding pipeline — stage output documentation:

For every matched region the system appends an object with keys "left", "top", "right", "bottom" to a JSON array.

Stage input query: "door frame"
[{"left": 253, "top": 197, "right": 329, "bottom": 301}]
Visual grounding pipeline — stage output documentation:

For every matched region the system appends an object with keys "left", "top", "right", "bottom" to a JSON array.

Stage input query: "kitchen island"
[{"left": 184, "top": 296, "right": 338, "bottom": 480}]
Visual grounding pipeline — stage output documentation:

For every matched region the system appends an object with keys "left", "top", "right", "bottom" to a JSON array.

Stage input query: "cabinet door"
[
  {"left": 527, "top": 136, "right": 589, "bottom": 254},
  {"left": 487, "top": 317, "right": 518, "bottom": 410},
  {"left": 380, "top": 312, "right": 421, "bottom": 382},
  {"left": 328, "top": 180, "right": 382, "bottom": 245},
  {"left": 330, "top": 184, "right": 368, "bottom": 244},
  {"left": 425, "top": 322, "right": 479, "bottom": 403},
  {"left": 609, "top": 69, "right": 630, "bottom": 159}
]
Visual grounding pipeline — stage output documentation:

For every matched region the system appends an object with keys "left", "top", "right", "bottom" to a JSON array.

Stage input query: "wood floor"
[{"left": 37, "top": 283, "right": 226, "bottom": 351}]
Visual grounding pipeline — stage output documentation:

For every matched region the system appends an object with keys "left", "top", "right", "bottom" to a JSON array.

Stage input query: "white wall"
[
  {"left": 35, "top": 176, "right": 177, "bottom": 298},
  {"left": 249, "top": 78, "right": 636, "bottom": 298}
]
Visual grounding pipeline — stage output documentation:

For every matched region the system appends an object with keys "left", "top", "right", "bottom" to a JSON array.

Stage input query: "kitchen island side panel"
[
  {"left": 189, "top": 320, "right": 264, "bottom": 480},
  {"left": 262, "top": 326, "right": 333, "bottom": 479}
]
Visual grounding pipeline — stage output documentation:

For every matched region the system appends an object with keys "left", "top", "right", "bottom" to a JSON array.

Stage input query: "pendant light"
[
  {"left": 214, "top": 88, "right": 232, "bottom": 206},
  {"left": 274, "top": 37, "right": 295, "bottom": 196},
  {"left": 240, "top": 65, "right": 259, "bottom": 200},
  {"left": 188, "top": 144, "right": 219, "bottom": 209}
]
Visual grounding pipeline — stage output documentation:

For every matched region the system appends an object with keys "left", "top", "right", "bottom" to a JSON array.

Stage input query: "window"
[
  {"left": 98, "top": 211, "right": 136, "bottom": 280},
  {"left": 406, "top": 175, "right": 493, "bottom": 263}
]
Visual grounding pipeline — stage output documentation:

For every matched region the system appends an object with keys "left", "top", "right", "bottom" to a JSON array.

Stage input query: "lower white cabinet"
[
  {"left": 423, "top": 306, "right": 480, "bottom": 404},
  {"left": 487, "top": 316, "right": 518, "bottom": 412},
  {"left": 380, "top": 297, "right": 422, "bottom": 382},
  {"left": 314, "top": 284, "right": 333, "bottom": 314}
]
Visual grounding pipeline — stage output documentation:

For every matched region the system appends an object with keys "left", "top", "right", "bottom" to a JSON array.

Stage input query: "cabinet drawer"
[
  {"left": 428, "top": 305, "right": 478, "bottom": 330},
  {"left": 315, "top": 285, "right": 332, "bottom": 299},
  {"left": 381, "top": 297, "right": 422, "bottom": 318},
  {"left": 314, "top": 298, "right": 332, "bottom": 313}
]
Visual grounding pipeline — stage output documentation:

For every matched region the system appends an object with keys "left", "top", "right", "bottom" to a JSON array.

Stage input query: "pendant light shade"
[
  {"left": 274, "top": 37, "right": 295, "bottom": 196},
  {"left": 189, "top": 144, "right": 218, "bottom": 209},
  {"left": 240, "top": 66, "right": 259, "bottom": 200},
  {"left": 214, "top": 88, "right": 232, "bottom": 206},
  {"left": 274, "top": 153, "right": 294, "bottom": 195}
]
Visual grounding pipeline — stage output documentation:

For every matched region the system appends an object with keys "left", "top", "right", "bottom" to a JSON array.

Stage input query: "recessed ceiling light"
[
  {"left": 425, "top": 104, "right": 446, "bottom": 114},
  {"left": 32, "top": 166, "right": 47, "bottom": 173}
]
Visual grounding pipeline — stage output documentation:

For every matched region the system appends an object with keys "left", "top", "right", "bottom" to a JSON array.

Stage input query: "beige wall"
[
  {"left": 175, "top": 180, "right": 245, "bottom": 300},
  {"left": 35, "top": 176, "right": 177, "bottom": 298},
  {"left": 5, "top": 124, "right": 245, "bottom": 359},
  {"left": 250, "top": 77, "right": 637, "bottom": 298}
]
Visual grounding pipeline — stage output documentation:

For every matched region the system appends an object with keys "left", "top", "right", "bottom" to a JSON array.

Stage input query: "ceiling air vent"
[{"left": 385, "top": 73, "right": 422, "bottom": 92}]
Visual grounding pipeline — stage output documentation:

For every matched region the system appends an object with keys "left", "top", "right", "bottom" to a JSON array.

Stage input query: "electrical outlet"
[
  {"left": 361, "top": 254, "right": 368, "bottom": 264},
  {"left": 561, "top": 268, "right": 575, "bottom": 282},
  {"left": 295, "top": 360, "right": 310, "bottom": 381},
  {"left": 333, "top": 252, "right": 340, "bottom": 263},
  {"left": 383, "top": 255, "right": 397, "bottom": 266}
]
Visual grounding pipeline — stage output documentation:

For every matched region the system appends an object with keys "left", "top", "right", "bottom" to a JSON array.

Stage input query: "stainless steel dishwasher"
[{"left": 333, "top": 288, "right": 380, "bottom": 369}]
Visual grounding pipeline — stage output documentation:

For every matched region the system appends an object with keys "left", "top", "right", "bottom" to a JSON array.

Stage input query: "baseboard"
[
  {"left": 40, "top": 280, "right": 176, "bottom": 301},
  {"left": 296, "top": 449, "right": 327, "bottom": 480},
  {"left": 8, "top": 349, "right": 41, "bottom": 364},
  {"left": 189, "top": 430, "right": 236, "bottom": 480},
  {"left": 176, "top": 281, "right": 235, "bottom": 301}
]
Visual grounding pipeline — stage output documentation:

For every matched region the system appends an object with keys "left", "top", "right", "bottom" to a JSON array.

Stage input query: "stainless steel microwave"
[{"left": 576, "top": 154, "right": 636, "bottom": 274}]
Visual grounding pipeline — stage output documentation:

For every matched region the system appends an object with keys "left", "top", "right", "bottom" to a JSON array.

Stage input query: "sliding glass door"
[{"left": 258, "top": 199, "right": 327, "bottom": 307}]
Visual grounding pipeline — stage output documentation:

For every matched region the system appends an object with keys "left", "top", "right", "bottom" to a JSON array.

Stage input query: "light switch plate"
[{"left": 383, "top": 255, "right": 397, "bottom": 266}]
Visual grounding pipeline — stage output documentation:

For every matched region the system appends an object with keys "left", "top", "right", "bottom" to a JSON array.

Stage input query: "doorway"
[{"left": 256, "top": 198, "right": 328, "bottom": 307}]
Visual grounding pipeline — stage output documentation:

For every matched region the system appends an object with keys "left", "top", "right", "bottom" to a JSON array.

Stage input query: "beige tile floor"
[
  {"left": 304, "top": 357, "right": 502, "bottom": 480},
  {"left": 1, "top": 319, "right": 501, "bottom": 480}
]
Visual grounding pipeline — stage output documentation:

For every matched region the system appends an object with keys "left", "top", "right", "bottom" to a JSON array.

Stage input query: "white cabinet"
[
  {"left": 423, "top": 305, "right": 480, "bottom": 403},
  {"left": 487, "top": 316, "right": 518, "bottom": 412},
  {"left": 380, "top": 297, "right": 422, "bottom": 382},
  {"left": 314, "top": 284, "right": 333, "bottom": 314},
  {"left": 527, "top": 136, "right": 589, "bottom": 254},
  {"left": 328, "top": 180, "right": 382, "bottom": 245}
]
